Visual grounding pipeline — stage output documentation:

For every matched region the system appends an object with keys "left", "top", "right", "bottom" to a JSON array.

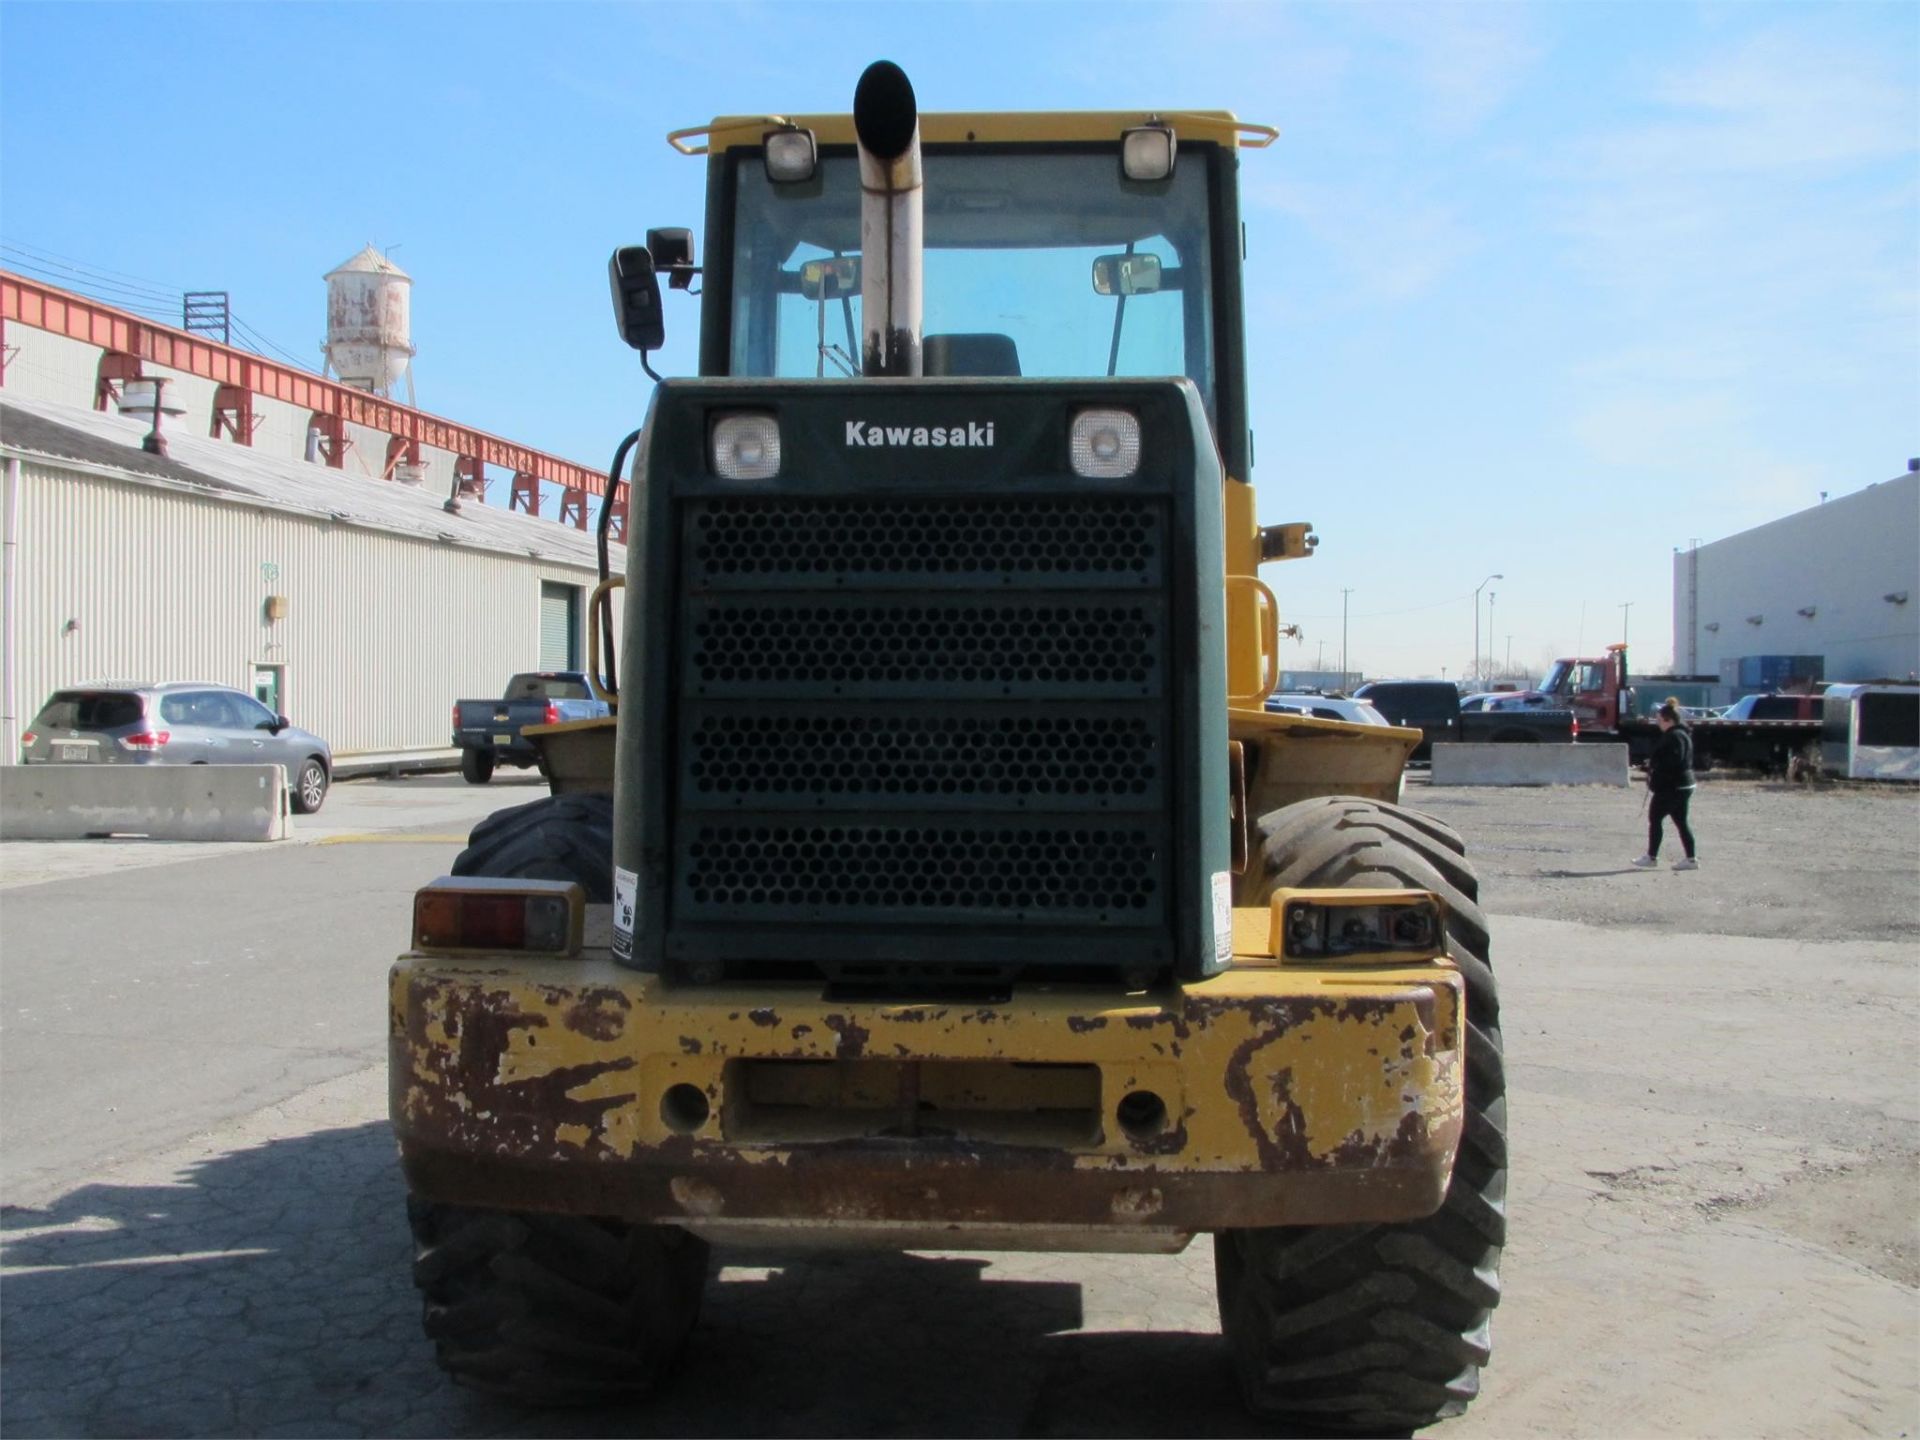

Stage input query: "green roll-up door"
[{"left": 539, "top": 582, "right": 578, "bottom": 670}]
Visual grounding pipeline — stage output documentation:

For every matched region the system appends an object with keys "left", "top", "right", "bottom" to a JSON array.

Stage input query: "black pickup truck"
[
  {"left": 1352, "top": 680, "right": 1576, "bottom": 761},
  {"left": 451, "top": 672, "right": 610, "bottom": 783}
]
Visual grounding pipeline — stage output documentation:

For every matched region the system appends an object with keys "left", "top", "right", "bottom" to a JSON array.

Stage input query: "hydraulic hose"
[{"left": 597, "top": 427, "right": 643, "bottom": 696}]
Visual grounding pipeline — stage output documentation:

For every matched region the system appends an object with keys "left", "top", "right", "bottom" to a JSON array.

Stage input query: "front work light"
[
  {"left": 413, "top": 876, "right": 584, "bottom": 955},
  {"left": 1070, "top": 409, "right": 1141, "bottom": 479},
  {"left": 1121, "top": 124, "right": 1177, "bottom": 181},
  {"left": 711, "top": 413, "right": 782, "bottom": 480},
  {"left": 765, "top": 127, "right": 818, "bottom": 183},
  {"left": 1268, "top": 887, "right": 1447, "bottom": 966}
]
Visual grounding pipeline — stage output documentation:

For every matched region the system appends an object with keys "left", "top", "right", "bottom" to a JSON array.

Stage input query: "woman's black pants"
[{"left": 1648, "top": 789, "right": 1696, "bottom": 859}]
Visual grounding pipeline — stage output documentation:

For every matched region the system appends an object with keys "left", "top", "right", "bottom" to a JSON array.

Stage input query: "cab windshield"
[{"left": 726, "top": 149, "right": 1217, "bottom": 418}]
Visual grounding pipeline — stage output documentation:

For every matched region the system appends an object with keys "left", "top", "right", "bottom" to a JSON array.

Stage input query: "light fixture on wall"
[
  {"left": 1887, "top": 591, "right": 1910, "bottom": 606},
  {"left": 1745, "top": 615, "right": 1764, "bottom": 626},
  {"left": 1703, "top": 622, "right": 1720, "bottom": 633},
  {"left": 1796, "top": 606, "right": 1816, "bottom": 619}
]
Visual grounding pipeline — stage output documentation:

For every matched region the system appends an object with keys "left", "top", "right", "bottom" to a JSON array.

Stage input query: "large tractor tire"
[
  {"left": 419, "top": 792, "right": 706, "bottom": 1402},
  {"left": 451, "top": 792, "right": 615, "bottom": 901},
  {"left": 409, "top": 1201, "right": 710, "bottom": 1405},
  {"left": 1215, "top": 796, "right": 1506, "bottom": 1436}
]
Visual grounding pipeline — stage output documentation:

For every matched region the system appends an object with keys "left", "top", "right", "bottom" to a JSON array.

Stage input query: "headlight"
[
  {"left": 1121, "top": 125, "right": 1177, "bottom": 182},
  {"left": 711, "top": 413, "right": 781, "bottom": 480},
  {"left": 764, "top": 127, "right": 818, "bottom": 184},
  {"left": 1069, "top": 409, "right": 1141, "bottom": 479}
]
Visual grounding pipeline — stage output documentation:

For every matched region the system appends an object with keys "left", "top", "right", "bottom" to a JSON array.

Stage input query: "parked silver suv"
[{"left": 21, "top": 684, "right": 333, "bottom": 813}]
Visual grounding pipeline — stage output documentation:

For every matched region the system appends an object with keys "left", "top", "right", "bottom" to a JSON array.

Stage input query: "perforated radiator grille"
[
  {"left": 686, "top": 599, "right": 1163, "bottom": 698},
  {"left": 683, "top": 709, "right": 1162, "bottom": 810},
  {"left": 669, "top": 493, "right": 1174, "bottom": 953},
  {"left": 686, "top": 496, "right": 1163, "bottom": 588},
  {"left": 678, "top": 821, "right": 1163, "bottom": 923}
]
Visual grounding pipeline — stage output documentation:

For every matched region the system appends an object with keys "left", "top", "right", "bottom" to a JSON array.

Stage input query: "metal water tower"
[{"left": 323, "top": 245, "right": 415, "bottom": 400}]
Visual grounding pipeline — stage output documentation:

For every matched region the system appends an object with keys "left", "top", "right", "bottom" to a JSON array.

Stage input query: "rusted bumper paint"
[{"left": 390, "top": 949, "right": 1464, "bottom": 1236}]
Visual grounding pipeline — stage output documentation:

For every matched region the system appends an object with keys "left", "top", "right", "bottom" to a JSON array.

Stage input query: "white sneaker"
[
  {"left": 1673, "top": 856, "right": 1699, "bottom": 871},
  {"left": 1631, "top": 854, "right": 1657, "bottom": 868}
]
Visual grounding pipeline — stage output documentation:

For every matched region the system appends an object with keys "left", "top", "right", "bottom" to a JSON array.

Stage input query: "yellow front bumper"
[{"left": 390, "top": 935, "right": 1463, "bottom": 1237}]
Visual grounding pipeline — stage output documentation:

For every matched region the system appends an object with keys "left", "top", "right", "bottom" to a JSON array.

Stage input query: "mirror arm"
[{"left": 1105, "top": 242, "right": 1135, "bottom": 377}]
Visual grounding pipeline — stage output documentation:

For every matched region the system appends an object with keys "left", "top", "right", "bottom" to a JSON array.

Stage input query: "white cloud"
[
  {"left": 1348, "top": 3, "right": 1545, "bottom": 135},
  {"left": 1251, "top": 174, "right": 1480, "bottom": 304}
]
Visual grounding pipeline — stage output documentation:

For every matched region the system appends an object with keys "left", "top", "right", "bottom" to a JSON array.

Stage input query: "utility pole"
[
  {"left": 1474, "top": 573, "right": 1503, "bottom": 688},
  {"left": 1316, "top": 638, "right": 1325, "bottom": 671},
  {"left": 1506, "top": 634, "right": 1513, "bottom": 674},
  {"left": 1620, "top": 600, "right": 1632, "bottom": 648},
  {"left": 1340, "top": 588, "right": 1354, "bottom": 685},
  {"left": 1485, "top": 591, "right": 1496, "bottom": 682}
]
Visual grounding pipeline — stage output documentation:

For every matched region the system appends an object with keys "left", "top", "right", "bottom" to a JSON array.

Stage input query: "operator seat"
[{"left": 923, "top": 333, "right": 1021, "bottom": 377}]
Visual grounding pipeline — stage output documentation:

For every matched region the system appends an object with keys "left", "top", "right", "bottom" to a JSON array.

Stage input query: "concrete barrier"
[
  {"left": 0, "top": 764, "right": 290, "bottom": 841},
  {"left": 1430, "top": 743, "right": 1630, "bottom": 787}
]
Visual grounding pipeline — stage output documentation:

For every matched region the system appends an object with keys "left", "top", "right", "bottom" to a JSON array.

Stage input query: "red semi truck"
[{"left": 1539, "top": 643, "right": 1821, "bottom": 772}]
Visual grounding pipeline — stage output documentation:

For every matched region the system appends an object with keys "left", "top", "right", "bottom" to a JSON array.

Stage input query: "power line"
[
  {"left": 3, "top": 237, "right": 316, "bottom": 373},
  {"left": 0, "top": 243, "right": 183, "bottom": 305},
  {"left": 0, "top": 236, "right": 187, "bottom": 295},
  {"left": 230, "top": 313, "right": 310, "bottom": 369}
]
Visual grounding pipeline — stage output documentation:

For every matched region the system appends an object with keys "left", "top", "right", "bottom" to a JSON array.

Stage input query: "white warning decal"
[
  {"left": 1212, "top": 870, "right": 1233, "bottom": 963},
  {"left": 612, "top": 865, "right": 638, "bottom": 961}
]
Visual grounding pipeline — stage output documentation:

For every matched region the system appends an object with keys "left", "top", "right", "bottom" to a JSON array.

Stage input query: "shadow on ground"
[{"left": 1, "top": 1123, "right": 1286, "bottom": 1439}]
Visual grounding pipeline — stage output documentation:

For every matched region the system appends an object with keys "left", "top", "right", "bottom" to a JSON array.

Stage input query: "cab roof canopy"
[{"left": 671, "top": 111, "right": 1275, "bottom": 155}]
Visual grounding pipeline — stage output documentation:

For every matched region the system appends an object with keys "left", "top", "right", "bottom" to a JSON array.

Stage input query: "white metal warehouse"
[
  {"left": 0, "top": 391, "right": 625, "bottom": 766},
  {"left": 1671, "top": 466, "right": 1919, "bottom": 687}
]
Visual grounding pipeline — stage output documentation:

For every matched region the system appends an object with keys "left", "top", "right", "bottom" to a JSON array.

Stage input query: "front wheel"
[
  {"left": 291, "top": 758, "right": 329, "bottom": 814},
  {"left": 1215, "top": 796, "right": 1506, "bottom": 1435},
  {"left": 409, "top": 1200, "right": 709, "bottom": 1405}
]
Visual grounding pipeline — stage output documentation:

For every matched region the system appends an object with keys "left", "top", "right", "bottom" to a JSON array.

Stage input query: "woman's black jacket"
[{"left": 1647, "top": 725, "right": 1696, "bottom": 793}]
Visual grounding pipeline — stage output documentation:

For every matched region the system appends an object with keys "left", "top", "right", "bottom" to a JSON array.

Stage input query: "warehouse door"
[{"left": 540, "top": 582, "right": 580, "bottom": 670}]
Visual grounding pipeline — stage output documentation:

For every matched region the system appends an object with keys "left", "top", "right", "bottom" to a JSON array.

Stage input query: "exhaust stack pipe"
[{"left": 853, "top": 60, "right": 922, "bottom": 378}]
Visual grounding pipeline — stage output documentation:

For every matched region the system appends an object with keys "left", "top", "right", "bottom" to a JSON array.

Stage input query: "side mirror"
[
  {"left": 1092, "top": 252, "right": 1163, "bottom": 297},
  {"left": 608, "top": 246, "right": 666, "bottom": 352},
  {"left": 647, "top": 227, "right": 697, "bottom": 291}
]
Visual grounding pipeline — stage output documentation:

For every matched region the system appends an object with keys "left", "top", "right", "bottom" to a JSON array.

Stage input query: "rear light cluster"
[
  {"left": 20, "top": 730, "right": 36, "bottom": 747},
  {"left": 118, "top": 729, "right": 171, "bottom": 750},
  {"left": 413, "top": 877, "right": 584, "bottom": 955},
  {"left": 544, "top": 702, "right": 561, "bottom": 726},
  {"left": 1571, "top": 717, "right": 1580, "bottom": 738}
]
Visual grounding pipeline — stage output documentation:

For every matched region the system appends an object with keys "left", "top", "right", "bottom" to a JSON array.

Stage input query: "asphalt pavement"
[{"left": 1, "top": 773, "right": 1914, "bottom": 1438}]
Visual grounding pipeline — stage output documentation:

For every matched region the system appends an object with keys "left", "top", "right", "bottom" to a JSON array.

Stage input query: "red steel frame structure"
[{"left": 0, "top": 270, "right": 625, "bottom": 537}]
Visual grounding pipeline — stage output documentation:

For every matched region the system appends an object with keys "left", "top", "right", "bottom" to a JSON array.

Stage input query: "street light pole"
[
  {"left": 1473, "top": 573, "right": 1503, "bottom": 687},
  {"left": 1341, "top": 587, "right": 1353, "bottom": 686},
  {"left": 1620, "top": 601, "right": 1632, "bottom": 649},
  {"left": 1486, "top": 591, "right": 1496, "bottom": 679}
]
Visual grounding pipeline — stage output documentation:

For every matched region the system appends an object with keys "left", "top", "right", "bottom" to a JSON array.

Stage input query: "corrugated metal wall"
[
  {"left": 10, "top": 459, "right": 623, "bottom": 756},
  {"left": 1672, "top": 471, "right": 1919, "bottom": 686}
]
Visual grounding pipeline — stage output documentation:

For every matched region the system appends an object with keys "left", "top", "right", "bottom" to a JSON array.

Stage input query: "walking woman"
[{"left": 1633, "top": 698, "right": 1699, "bottom": 870}]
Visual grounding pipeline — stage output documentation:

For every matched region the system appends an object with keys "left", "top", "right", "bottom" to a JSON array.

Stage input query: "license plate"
[
  {"left": 493, "top": 734, "right": 512, "bottom": 746},
  {"left": 55, "top": 743, "right": 92, "bottom": 762}
]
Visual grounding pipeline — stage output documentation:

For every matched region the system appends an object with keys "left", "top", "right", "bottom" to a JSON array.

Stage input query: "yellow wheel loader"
[{"left": 392, "top": 61, "right": 1504, "bottom": 1433}]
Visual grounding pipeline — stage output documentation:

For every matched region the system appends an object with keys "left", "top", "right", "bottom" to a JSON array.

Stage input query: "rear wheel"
[
  {"left": 451, "top": 792, "right": 614, "bottom": 901},
  {"left": 409, "top": 1200, "right": 709, "bottom": 1405},
  {"left": 1215, "top": 795, "right": 1506, "bottom": 1435},
  {"left": 460, "top": 747, "right": 495, "bottom": 784}
]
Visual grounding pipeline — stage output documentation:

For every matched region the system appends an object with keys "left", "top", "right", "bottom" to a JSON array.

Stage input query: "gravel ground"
[{"left": 1410, "top": 772, "right": 1920, "bottom": 941}]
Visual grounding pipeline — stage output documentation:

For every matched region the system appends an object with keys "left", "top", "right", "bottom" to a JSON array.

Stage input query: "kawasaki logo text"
[{"left": 845, "top": 420, "right": 995, "bottom": 448}]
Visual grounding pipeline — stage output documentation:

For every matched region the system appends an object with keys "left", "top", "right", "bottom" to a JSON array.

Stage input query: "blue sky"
[{"left": 2, "top": 1, "right": 1914, "bottom": 679}]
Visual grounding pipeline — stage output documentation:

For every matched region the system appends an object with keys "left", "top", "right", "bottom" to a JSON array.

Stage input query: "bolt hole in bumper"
[{"left": 390, "top": 906, "right": 1463, "bottom": 1250}]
